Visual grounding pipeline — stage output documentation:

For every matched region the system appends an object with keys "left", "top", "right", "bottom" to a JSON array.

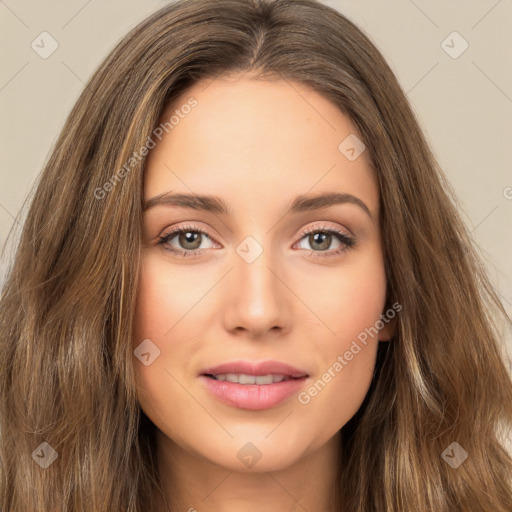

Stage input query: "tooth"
[
  {"left": 255, "top": 375, "right": 274, "bottom": 385},
  {"left": 211, "top": 373, "right": 290, "bottom": 384},
  {"left": 239, "top": 374, "right": 257, "bottom": 384}
]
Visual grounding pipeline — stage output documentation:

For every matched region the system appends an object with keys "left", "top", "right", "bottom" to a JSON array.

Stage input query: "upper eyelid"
[{"left": 161, "top": 223, "right": 218, "bottom": 242}]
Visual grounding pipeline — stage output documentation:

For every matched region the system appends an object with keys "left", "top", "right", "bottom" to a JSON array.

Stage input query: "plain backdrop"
[{"left": 0, "top": 0, "right": 511, "bottom": 365}]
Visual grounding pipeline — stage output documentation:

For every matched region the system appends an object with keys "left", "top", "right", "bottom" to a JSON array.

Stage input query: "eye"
[
  {"left": 157, "top": 223, "right": 218, "bottom": 257},
  {"left": 294, "top": 225, "right": 356, "bottom": 259}
]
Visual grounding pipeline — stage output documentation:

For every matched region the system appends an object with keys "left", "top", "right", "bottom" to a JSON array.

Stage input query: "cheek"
[
  {"left": 132, "top": 252, "right": 209, "bottom": 344},
  {"left": 298, "top": 247, "right": 387, "bottom": 343},
  {"left": 293, "top": 248, "right": 386, "bottom": 419},
  {"left": 131, "top": 255, "right": 209, "bottom": 438},
  {"left": 131, "top": 255, "right": 192, "bottom": 399},
  {"left": 301, "top": 346, "right": 378, "bottom": 436}
]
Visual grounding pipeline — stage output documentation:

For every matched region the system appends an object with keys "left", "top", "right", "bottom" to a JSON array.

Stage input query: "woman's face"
[{"left": 132, "top": 74, "right": 391, "bottom": 472}]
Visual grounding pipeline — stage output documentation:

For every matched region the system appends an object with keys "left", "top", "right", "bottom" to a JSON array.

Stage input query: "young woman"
[{"left": 1, "top": 0, "right": 511, "bottom": 510}]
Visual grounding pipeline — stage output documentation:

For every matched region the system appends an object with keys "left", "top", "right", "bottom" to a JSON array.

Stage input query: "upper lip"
[{"left": 200, "top": 360, "right": 309, "bottom": 378}]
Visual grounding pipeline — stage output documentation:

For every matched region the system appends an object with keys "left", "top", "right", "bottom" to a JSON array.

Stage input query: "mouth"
[
  {"left": 203, "top": 373, "right": 304, "bottom": 384},
  {"left": 199, "top": 360, "right": 310, "bottom": 410}
]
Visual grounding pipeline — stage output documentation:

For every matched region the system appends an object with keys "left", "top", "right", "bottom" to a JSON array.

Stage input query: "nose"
[{"left": 221, "top": 247, "right": 291, "bottom": 338}]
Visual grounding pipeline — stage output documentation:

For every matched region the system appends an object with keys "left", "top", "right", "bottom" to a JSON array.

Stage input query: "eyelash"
[{"left": 157, "top": 223, "right": 356, "bottom": 260}]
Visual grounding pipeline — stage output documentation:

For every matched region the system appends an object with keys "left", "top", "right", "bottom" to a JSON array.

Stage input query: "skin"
[{"left": 132, "top": 73, "right": 393, "bottom": 512}]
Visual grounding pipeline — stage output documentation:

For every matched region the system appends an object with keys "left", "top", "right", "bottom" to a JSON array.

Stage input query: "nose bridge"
[{"left": 222, "top": 234, "right": 289, "bottom": 334}]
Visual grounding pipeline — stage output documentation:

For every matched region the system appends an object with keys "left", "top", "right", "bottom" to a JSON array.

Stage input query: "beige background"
[{"left": 0, "top": 0, "right": 511, "bottom": 364}]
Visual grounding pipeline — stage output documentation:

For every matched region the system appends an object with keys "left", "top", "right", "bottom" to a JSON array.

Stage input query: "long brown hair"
[{"left": 1, "top": 0, "right": 511, "bottom": 510}]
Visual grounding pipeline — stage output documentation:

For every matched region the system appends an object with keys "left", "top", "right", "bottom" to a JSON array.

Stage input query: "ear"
[{"left": 378, "top": 314, "right": 397, "bottom": 342}]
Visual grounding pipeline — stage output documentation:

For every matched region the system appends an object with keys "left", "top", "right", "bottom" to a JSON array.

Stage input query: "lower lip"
[{"left": 199, "top": 375, "right": 308, "bottom": 410}]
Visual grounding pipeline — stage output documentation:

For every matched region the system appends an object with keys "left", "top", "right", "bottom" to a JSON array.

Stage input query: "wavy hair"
[{"left": 1, "top": 0, "right": 511, "bottom": 510}]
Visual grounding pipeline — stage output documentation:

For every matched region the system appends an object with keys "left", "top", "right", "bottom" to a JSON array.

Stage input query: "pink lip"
[
  {"left": 200, "top": 360, "right": 309, "bottom": 378},
  {"left": 199, "top": 360, "right": 309, "bottom": 411},
  {"left": 199, "top": 375, "right": 308, "bottom": 410}
]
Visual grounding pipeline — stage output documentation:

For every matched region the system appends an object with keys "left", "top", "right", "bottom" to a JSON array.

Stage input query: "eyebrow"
[{"left": 143, "top": 191, "right": 373, "bottom": 219}]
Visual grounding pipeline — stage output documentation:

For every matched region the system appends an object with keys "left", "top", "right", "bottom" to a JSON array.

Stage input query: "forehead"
[{"left": 144, "top": 75, "right": 378, "bottom": 217}]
